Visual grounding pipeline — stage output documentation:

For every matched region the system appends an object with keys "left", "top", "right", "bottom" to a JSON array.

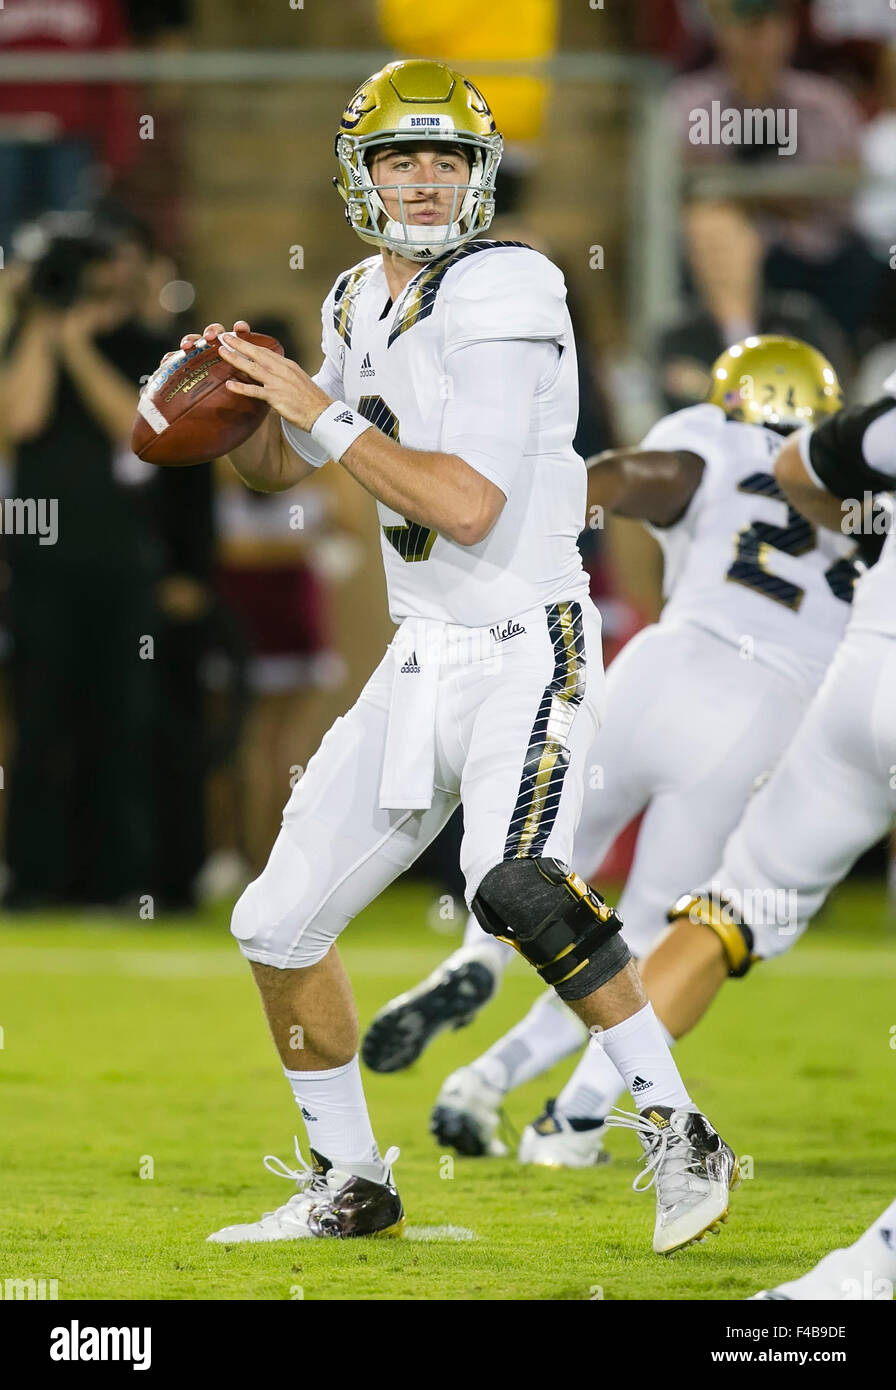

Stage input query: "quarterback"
[{"left": 173, "top": 60, "right": 737, "bottom": 1253}]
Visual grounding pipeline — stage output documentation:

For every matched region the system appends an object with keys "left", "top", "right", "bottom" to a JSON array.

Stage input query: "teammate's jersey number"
[
  {"left": 726, "top": 472, "right": 860, "bottom": 610},
  {"left": 357, "top": 395, "right": 436, "bottom": 563}
]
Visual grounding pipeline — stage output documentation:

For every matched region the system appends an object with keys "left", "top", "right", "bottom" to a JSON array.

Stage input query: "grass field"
[{"left": 1, "top": 879, "right": 894, "bottom": 1302}]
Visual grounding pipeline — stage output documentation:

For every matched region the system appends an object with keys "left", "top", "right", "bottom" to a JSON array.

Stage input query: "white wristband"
[
  {"left": 309, "top": 401, "right": 373, "bottom": 462},
  {"left": 281, "top": 417, "right": 330, "bottom": 469}
]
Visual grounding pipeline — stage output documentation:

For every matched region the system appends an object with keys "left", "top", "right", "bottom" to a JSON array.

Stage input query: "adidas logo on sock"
[
  {"left": 300, "top": 1105, "right": 318, "bottom": 1122},
  {"left": 360, "top": 352, "right": 375, "bottom": 378},
  {"left": 401, "top": 649, "right": 421, "bottom": 673},
  {"left": 630, "top": 1075, "right": 651, "bottom": 1094},
  {"left": 334, "top": 410, "right": 355, "bottom": 425}
]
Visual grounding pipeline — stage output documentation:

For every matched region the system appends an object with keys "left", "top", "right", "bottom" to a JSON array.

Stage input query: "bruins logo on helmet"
[
  {"left": 707, "top": 335, "right": 843, "bottom": 432},
  {"left": 341, "top": 90, "right": 376, "bottom": 131},
  {"left": 333, "top": 59, "right": 503, "bottom": 261}
]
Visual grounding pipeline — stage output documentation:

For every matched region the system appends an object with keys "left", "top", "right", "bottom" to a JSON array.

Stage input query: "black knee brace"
[
  {"left": 472, "top": 857, "right": 631, "bottom": 1001},
  {"left": 667, "top": 892, "right": 756, "bottom": 978}
]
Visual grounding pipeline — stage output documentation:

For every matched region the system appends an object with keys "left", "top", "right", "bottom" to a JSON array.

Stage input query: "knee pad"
[
  {"left": 230, "top": 873, "right": 331, "bottom": 970},
  {"left": 472, "top": 857, "right": 630, "bottom": 1001},
  {"left": 667, "top": 892, "right": 756, "bottom": 978}
]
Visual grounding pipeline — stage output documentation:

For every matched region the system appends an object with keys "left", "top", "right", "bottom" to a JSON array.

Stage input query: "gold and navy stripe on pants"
[{"left": 503, "top": 601, "right": 586, "bottom": 860}]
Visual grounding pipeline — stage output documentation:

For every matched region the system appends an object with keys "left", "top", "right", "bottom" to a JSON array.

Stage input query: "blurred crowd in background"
[{"left": 0, "top": 0, "right": 894, "bottom": 916}]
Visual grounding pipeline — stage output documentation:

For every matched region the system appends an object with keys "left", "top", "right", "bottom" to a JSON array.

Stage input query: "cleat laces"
[
  {"left": 604, "top": 1108, "right": 706, "bottom": 1204},
  {"left": 256, "top": 1137, "right": 330, "bottom": 1231}
]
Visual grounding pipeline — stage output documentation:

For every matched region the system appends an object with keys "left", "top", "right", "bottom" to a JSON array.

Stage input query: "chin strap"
[{"left": 380, "top": 217, "right": 463, "bottom": 259}]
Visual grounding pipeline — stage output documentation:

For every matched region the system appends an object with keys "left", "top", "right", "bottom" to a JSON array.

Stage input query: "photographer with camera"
[{"left": 0, "top": 213, "right": 213, "bottom": 910}]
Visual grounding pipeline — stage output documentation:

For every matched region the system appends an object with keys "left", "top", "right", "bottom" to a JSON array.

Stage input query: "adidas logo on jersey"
[
  {"left": 401, "top": 650, "right": 421, "bottom": 673},
  {"left": 334, "top": 410, "right": 355, "bottom": 425},
  {"left": 630, "top": 1075, "right": 652, "bottom": 1094},
  {"left": 360, "top": 352, "right": 375, "bottom": 379},
  {"left": 300, "top": 1106, "right": 318, "bottom": 1122}
]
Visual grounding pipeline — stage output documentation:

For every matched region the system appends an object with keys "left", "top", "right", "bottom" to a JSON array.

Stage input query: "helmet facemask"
[{"left": 335, "top": 130, "right": 503, "bottom": 261}]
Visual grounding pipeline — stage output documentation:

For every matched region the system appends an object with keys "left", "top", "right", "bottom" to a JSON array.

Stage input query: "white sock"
[
  {"left": 283, "top": 1056, "right": 384, "bottom": 1181},
  {"left": 556, "top": 1016, "right": 676, "bottom": 1122},
  {"left": 460, "top": 909, "right": 516, "bottom": 973},
  {"left": 469, "top": 989, "right": 589, "bottom": 1095},
  {"left": 596, "top": 1003, "right": 691, "bottom": 1113},
  {"left": 555, "top": 1034, "right": 626, "bottom": 1123},
  {"left": 851, "top": 1198, "right": 896, "bottom": 1281}
]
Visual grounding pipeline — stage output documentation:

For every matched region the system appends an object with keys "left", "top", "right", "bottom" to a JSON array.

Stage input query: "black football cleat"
[
  {"left": 308, "top": 1149, "right": 405, "bottom": 1239},
  {"left": 207, "top": 1141, "right": 404, "bottom": 1242},
  {"left": 362, "top": 953, "right": 497, "bottom": 1073}
]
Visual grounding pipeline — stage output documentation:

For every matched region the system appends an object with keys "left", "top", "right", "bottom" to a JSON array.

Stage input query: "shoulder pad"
[
  {"left": 638, "top": 403, "right": 727, "bottom": 456},
  {"left": 442, "top": 246, "right": 568, "bottom": 351},
  {"left": 324, "top": 256, "right": 381, "bottom": 350}
]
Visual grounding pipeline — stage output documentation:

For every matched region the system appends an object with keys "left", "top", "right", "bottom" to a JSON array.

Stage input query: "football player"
[
  {"left": 362, "top": 338, "right": 865, "bottom": 1168},
  {"left": 641, "top": 389, "right": 895, "bottom": 1063},
  {"left": 174, "top": 60, "right": 736, "bottom": 1253},
  {"left": 753, "top": 1199, "right": 896, "bottom": 1301},
  {"left": 639, "top": 388, "right": 895, "bottom": 1298}
]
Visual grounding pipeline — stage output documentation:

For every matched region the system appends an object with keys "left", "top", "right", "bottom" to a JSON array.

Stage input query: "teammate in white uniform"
[
  {"left": 361, "top": 338, "right": 862, "bottom": 1164},
  {"left": 161, "top": 60, "right": 737, "bottom": 1253},
  {"left": 642, "top": 392, "right": 895, "bottom": 1040},
  {"left": 636, "top": 389, "right": 895, "bottom": 1299}
]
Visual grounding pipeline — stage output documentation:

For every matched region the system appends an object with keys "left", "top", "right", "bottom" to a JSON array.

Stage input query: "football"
[{"left": 131, "top": 331, "right": 284, "bottom": 466}]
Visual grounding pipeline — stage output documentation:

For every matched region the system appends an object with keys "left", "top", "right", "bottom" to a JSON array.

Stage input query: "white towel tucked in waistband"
[{"left": 379, "top": 617, "right": 443, "bottom": 811}]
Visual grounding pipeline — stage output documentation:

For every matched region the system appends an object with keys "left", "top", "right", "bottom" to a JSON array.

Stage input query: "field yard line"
[
  {"left": 404, "top": 1225, "right": 477, "bottom": 1241},
  {"left": 0, "top": 945, "right": 893, "bottom": 980},
  {"left": 0, "top": 946, "right": 466, "bottom": 979}
]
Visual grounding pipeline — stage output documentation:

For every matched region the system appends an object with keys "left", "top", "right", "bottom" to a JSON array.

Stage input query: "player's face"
[{"left": 367, "top": 146, "right": 471, "bottom": 228}]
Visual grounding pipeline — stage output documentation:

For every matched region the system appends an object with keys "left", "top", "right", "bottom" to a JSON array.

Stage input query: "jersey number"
[
  {"left": 726, "top": 472, "right": 859, "bottom": 610},
  {"left": 357, "top": 395, "right": 436, "bottom": 563}
]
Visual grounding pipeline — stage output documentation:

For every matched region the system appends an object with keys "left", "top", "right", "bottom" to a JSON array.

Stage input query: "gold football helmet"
[
  {"left": 334, "top": 59, "right": 503, "bottom": 261},
  {"left": 707, "top": 335, "right": 843, "bottom": 431}
]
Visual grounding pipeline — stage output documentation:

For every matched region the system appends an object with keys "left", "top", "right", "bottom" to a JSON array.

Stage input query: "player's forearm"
[
  {"left": 60, "top": 336, "right": 138, "bottom": 441},
  {"left": 226, "top": 412, "right": 315, "bottom": 492},
  {"left": 774, "top": 432, "right": 855, "bottom": 533},
  {"left": 339, "top": 428, "right": 501, "bottom": 545},
  {"left": 0, "top": 317, "right": 58, "bottom": 441},
  {"left": 586, "top": 449, "right": 703, "bottom": 525},
  {"left": 776, "top": 475, "right": 845, "bottom": 532}
]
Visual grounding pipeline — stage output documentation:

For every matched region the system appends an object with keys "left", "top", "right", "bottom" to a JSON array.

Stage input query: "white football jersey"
[
  {"left": 642, "top": 404, "right": 863, "bottom": 691},
  {"left": 313, "top": 243, "right": 590, "bottom": 626},
  {"left": 849, "top": 497, "right": 895, "bottom": 639},
  {"left": 815, "top": 394, "right": 896, "bottom": 641}
]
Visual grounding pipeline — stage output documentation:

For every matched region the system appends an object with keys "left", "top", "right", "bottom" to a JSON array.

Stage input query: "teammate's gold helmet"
[
  {"left": 334, "top": 59, "right": 503, "bottom": 261},
  {"left": 707, "top": 335, "right": 843, "bottom": 431}
]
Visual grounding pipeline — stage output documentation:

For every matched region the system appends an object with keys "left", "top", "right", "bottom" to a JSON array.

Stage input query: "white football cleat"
[
  {"left": 207, "top": 1140, "right": 404, "bottom": 1243},
  {"left": 429, "top": 1066, "right": 510, "bottom": 1157},
  {"left": 518, "top": 1098, "right": 611, "bottom": 1168},
  {"left": 606, "top": 1104, "right": 739, "bottom": 1255},
  {"left": 752, "top": 1245, "right": 895, "bottom": 1300}
]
